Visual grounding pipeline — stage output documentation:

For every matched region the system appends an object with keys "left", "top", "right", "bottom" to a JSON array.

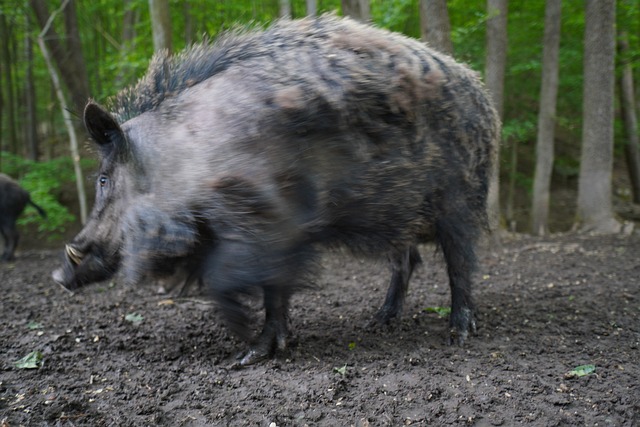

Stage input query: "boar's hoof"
[
  {"left": 233, "top": 347, "right": 271, "bottom": 368},
  {"left": 368, "top": 306, "right": 402, "bottom": 328},
  {"left": 447, "top": 307, "right": 477, "bottom": 346},
  {"left": 232, "top": 323, "right": 289, "bottom": 368}
]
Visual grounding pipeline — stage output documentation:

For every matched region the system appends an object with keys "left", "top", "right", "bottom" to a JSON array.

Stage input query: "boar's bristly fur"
[{"left": 53, "top": 14, "right": 500, "bottom": 366}]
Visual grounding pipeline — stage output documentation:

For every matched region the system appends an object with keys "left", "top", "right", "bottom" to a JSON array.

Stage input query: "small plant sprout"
[
  {"left": 124, "top": 313, "right": 144, "bottom": 325},
  {"left": 423, "top": 306, "right": 452, "bottom": 318}
]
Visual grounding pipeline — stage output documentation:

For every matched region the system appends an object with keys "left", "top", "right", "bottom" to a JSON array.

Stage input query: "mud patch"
[{"left": 1, "top": 233, "right": 639, "bottom": 426}]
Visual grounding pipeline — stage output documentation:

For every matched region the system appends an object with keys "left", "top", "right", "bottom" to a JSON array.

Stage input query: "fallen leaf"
[{"left": 14, "top": 351, "right": 43, "bottom": 369}]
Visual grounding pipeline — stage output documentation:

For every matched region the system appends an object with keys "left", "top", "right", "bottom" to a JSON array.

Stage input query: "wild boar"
[
  {"left": 52, "top": 15, "right": 499, "bottom": 366},
  {"left": 0, "top": 173, "right": 47, "bottom": 261}
]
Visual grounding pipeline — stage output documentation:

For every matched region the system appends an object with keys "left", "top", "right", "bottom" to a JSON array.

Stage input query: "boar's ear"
[{"left": 84, "top": 102, "right": 126, "bottom": 154}]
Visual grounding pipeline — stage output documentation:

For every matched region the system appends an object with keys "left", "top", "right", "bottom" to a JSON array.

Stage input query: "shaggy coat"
[{"left": 53, "top": 15, "right": 499, "bottom": 365}]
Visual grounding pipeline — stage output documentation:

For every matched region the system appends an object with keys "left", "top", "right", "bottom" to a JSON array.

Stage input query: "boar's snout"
[
  {"left": 52, "top": 266, "right": 74, "bottom": 293},
  {"left": 51, "top": 244, "right": 86, "bottom": 292},
  {"left": 52, "top": 241, "right": 118, "bottom": 292}
]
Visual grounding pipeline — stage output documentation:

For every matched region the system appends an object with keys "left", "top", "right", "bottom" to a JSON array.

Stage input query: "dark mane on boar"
[{"left": 54, "top": 14, "right": 500, "bottom": 367}]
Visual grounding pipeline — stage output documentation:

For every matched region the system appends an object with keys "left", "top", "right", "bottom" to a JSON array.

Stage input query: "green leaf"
[
  {"left": 14, "top": 351, "right": 43, "bottom": 369},
  {"left": 27, "top": 321, "right": 43, "bottom": 330},
  {"left": 423, "top": 306, "right": 452, "bottom": 318},
  {"left": 569, "top": 364, "right": 596, "bottom": 377},
  {"left": 333, "top": 365, "right": 347, "bottom": 376},
  {"left": 125, "top": 313, "right": 144, "bottom": 325}
]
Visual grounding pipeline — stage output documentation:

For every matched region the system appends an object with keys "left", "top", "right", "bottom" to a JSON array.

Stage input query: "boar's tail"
[{"left": 28, "top": 200, "right": 47, "bottom": 219}]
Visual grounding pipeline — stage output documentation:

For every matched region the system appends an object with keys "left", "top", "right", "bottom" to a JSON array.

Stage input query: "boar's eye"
[{"left": 99, "top": 176, "right": 108, "bottom": 188}]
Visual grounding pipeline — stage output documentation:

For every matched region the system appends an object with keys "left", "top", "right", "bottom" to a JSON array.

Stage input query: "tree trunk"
[
  {"left": 37, "top": 0, "right": 87, "bottom": 224},
  {"left": 306, "top": 0, "right": 317, "bottom": 16},
  {"left": 484, "top": 0, "right": 508, "bottom": 236},
  {"left": 30, "top": 0, "right": 90, "bottom": 115},
  {"left": 116, "top": 0, "right": 138, "bottom": 85},
  {"left": 0, "top": 14, "right": 17, "bottom": 155},
  {"left": 0, "top": 33, "right": 3, "bottom": 168},
  {"left": 341, "top": 0, "right": 370, "bottom": 22},
  {"left": 148, "top": 0, "right": 172, "bottom": 53},
  {"left": 184, "top": 2, "right": 194, "bottom": 45},
  {"left": 279, "top": 0, "right": 292, "bottom": 18},
  {"left": 25, "top": 14, "right": 39, "bottom": 161},
  {"left": 618, "top": 32, "right": 640, "bottom": 205},
  {"left": 576, "top": 0, "right": 620, "bottom": 233},
  {"left": 531, "top": 0, "right": 561, "bottom": 235},
  {"left": 419, "top": 0, "right": 453, "bottom": 55}
]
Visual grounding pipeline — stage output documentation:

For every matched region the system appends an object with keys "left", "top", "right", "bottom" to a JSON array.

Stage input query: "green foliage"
[
  {"left": 566, "top": 364, "right": 596, "bottom": 378},
  {"left": 423, "top": 306, "right": 451, "bottom": 318},
  {"left": 14, "top": 350, "right": 43, "bottom": 369},
  {"left": 125, "top": 312, "right": 144, "bottom": 325},
  {"left": 1, "top": 152, "right": 93, "bottom": 238},
  {"left": 0, "top": 0, "right": 637, "bottom": 237},
  {"left": 372, "top": 0, "right": 419, "bottom": 38}
]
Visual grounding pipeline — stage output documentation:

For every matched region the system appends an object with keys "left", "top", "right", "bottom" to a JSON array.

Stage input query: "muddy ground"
[{"left": 1, "top": 230, "right": 639, "bottom": 426}]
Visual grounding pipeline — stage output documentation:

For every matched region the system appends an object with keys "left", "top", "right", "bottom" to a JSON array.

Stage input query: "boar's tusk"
[{"left": 66, "top": 244, "right": 84, "bottom": 265}]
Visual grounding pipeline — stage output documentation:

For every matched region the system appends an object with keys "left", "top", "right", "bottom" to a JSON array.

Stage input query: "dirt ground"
[{"left": 1, "top": 229, "right": 639, "bottom": 426}]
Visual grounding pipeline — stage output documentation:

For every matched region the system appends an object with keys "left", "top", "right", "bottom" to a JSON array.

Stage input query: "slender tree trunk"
[
  {"left": 25, "top": 15, "right": 39, "bottom": 161},
  {"left": 0, "top": 36, "right": 3, "bottom": 168},
  {"left": 184, "top": 2, "right": 193, "bottom": 45},
  {"left": 116, "top": 0, "right": 138, "bottom": 85},
  {"left": 37, "top": 0, "right": 87, "bottom": 224},
  {"left": 30, "top": 0, "right": 89, "bottom": 115},
  {"left": 306, "top": 0, "right": 317, "bottom": 16},
  {"left": 419, "top": 0, "right": 453, "bottom": 55},
  {"left": 341, "top": 0, "right": 370, "bottom": 22},
  {"left": 484, "top": 0, "right": 508, "bottom": 236},
  {"left": 531, "top": 0, "right": 561, "bottom": 235},
  {"left": 279, "top": 0, "right": 292, "bottom": 18},
  {"left": 1, "top": 14, "right": 17, "bottom": 155},
  {"left": 618, "top": 32, "right": 640, "bottom": 204},
  {"left": 576, "top": 0, "right": 620, "bottom": 233},
  {"left": 148, "top": 0, "right": 172, "bottom": 53},
  {"left": 118, "top": 1, "right": 136, "bottom": 81}
]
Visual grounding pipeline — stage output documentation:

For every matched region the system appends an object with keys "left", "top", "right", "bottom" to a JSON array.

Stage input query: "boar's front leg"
[
  {"left": 204, "top": 238, "right": 303, "bottom": 366},
  {"left": 235, "top": 286, "right": 291, "bottom": 366},
  {"left": 371, "top": 246, "right": 422, "bottom": 325}
]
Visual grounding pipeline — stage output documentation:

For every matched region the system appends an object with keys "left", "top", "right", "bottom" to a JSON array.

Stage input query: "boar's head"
[{"left": 53, "top": 102, "right": 200, "bottom": 291}]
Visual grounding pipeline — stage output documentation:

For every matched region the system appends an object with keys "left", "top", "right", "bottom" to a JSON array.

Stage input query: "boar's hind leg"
[
  {"left": 371, "top": 246, "right": 422, "bottom": 325},
  {"left": 0, "top": 223, "right": 18, "bottom": 261},
  {"left": 436, "top": 213, "right": 479, "bottom": 346}
]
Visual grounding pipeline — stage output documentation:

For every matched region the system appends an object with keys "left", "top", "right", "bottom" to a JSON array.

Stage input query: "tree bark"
[
  {"left": 576, "top": 0, "right": 620, "bottom": 233},
  {"left": 116, "top": 0, "right": 138, "bottom": 85},
  {"left": 0, "top": 14, "right": 17, "bottom": 155},
  {"left": 306, "top": 0, "right": 317, "bottom": 16},
  {"left": 419, "top": 0, "right": 453, "bottom": 55},
  {"left": 531, "top": 0, "right": 561, "bottom": 235},
  {"left": 30, "top": 0, "right": 89, "bottom": 115},
  {"left": 148, "top": 0, "right": 172, "bottom": 53},
  {"left": 37, "top": 0, "right": 87, "bottom": 224},
  {"left": 279, "top": 0, "right": 292, "bottom": 18},
  {"left": 484, "top": 0, "right": 508, "bottom": 236},
  {"left": 184, "top": 2, "right": 193, "bottom": 45},
  {"left": 25, "top": 14, "right": 39, "bottom": 161},
  {"left": 341, "top": 0, "right": 370, "bottom": 22},
  {"left": 0, "top": 32, "right": 3, "bottom": 167},
  {"left": 618, "top": 32, "right": 640, "bottom": 205}
]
